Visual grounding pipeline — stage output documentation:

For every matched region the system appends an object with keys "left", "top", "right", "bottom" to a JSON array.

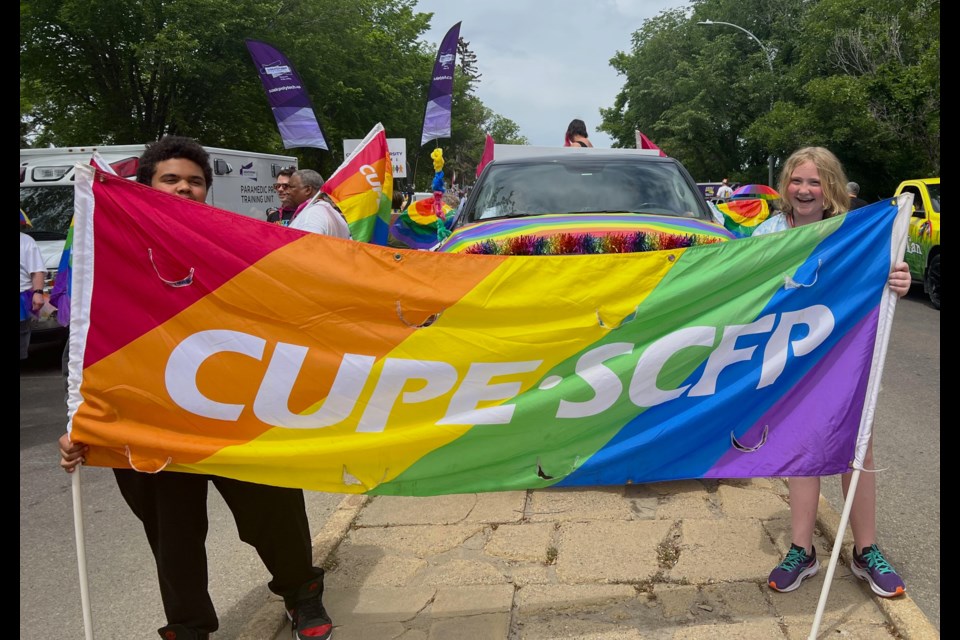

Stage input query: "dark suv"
[{"left": 438, "top": 152, "right": 733, "bottom": 254}]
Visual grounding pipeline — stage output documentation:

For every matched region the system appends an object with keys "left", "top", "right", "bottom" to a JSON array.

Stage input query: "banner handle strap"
[
  {"left": 148, "top": 249, "right": 195, "bottom": 287},
  {"left": 395, "top": 301, "right": 443, "bottom": 328},
  {"left": 784, "top": 259, "right": 822, "bottom": 289},
  {"left": 730, "top": 425, "right": 769, "bottom": 452},
  {"left": 124, "top": 446, "right": 173, "bottom": 474}
]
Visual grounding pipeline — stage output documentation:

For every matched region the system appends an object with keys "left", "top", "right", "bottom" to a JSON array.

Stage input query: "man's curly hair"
[{"left": 136, "top": 136, "right": 213, "bottom": 188}]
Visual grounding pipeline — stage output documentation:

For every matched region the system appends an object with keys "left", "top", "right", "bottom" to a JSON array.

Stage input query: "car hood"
[{"left": 437, "top": 212, "right": 735, "bottom": 255}]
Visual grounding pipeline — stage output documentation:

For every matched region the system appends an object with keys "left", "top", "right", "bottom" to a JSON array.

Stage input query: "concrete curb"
[
  {"left": 237, "top": 494, "right": 370, "bottom": 640},
  {"left": 811, "top": 488, "right": 939, "bottom": 639}
]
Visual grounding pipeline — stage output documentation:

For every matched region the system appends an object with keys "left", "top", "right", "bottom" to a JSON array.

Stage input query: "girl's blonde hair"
[{"left": 778, "top": 147, "right": 849, "bottom": 218}]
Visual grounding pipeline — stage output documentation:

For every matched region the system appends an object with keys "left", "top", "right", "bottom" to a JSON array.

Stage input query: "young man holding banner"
[{"left": 58, "top": 137, "right": 333, "bottom": 640}]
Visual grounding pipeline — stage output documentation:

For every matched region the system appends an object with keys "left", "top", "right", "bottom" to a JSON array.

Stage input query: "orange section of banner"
[{"left": 73, "top": 238, "right": 505, "bottom": 471}]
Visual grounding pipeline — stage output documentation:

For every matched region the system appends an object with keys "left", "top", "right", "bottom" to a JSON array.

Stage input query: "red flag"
[
  {"left": 477, "top": 134, "right": 495, "bottom": 177},
  {"left": 635, "top": 130, "right": 666, "bottom": 157}
]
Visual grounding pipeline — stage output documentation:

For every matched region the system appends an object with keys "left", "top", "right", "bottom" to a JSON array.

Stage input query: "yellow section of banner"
[
  {"left": 193, "top": 247, "right": 683, "bottom": 491},
  {"left": 75, "top": 235, "right": 684, "bottom": 492}
]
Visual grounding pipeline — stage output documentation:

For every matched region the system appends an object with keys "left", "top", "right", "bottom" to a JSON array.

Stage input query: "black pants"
[
  {"left": 20, "top": 319, "right": 31, "bottom": 360},
  {"left": 113, "top": 469, "right": 318, "bottom": 633}
]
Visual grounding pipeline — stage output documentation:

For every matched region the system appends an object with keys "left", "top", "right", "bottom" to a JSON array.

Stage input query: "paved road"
[
  {"left": 820, "top": 287, "right": 940, "bottom": 629},
  {"left": 19, "top": 343, "right": 346, "bottom": 639}
]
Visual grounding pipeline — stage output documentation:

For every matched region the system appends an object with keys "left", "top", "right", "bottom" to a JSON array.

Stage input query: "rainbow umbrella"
[
  {"left": 714, "top": 199, "right": 772, "bottom": 238},
  {"left": 731, "top": 184, "right": 780, "bottom": 201},
  {"left": 20, "top": 209, "right": 32, "bottom": 227}
]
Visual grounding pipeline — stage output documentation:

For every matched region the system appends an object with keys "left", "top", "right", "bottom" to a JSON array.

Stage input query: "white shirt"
[
  {"left": 716, "top": 185, "right": 734, "bottom": 199},
  {"left": 289, "top": 199, "right": 352, "bottom": 239},
  {"left": 20, "top": 232, "right": 46, "bottom": 292},
  {"left": 752, "top": 213, "right": 791, "bottom": 236}
]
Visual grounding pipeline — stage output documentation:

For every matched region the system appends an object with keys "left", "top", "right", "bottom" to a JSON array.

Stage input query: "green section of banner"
[{"left": 371, "top": 219, "right": 839, "bottom": 495}]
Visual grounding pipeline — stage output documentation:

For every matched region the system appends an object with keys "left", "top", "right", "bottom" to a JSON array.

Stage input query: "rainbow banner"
[
  {"left": 66, "top": 166, "right": 909, "bottom": 496},
  {"left": 714, "top": 199, "right": 773, "bottom": 238},
  {"left": 322, "top": 123, "right": 393, "bottom": 244}
]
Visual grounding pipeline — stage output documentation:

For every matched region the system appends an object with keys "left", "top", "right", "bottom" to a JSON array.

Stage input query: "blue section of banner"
[{"left": 555, "top": 201, "right": 899, "bottom": 485}]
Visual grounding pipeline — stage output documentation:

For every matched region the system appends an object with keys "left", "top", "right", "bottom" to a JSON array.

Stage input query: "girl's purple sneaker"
[
  {"left": 768, "top": 544, "right": 820, "bottom": 592},
  {"left": 851, "top": 544, "right": 906, "bottom": 598}
]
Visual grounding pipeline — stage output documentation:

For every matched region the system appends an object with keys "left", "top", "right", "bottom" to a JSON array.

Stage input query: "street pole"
[{"left": 697, "top": 19, "right": 777, "bottom": 187}]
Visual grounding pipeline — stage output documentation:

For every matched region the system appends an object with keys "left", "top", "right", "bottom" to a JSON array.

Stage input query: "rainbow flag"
[
  {"left": 49, "top": 153, "right": 119, "bottom": 326},
  {"left": 20, "top": 209, "right": 32, "bottom": 226},
  {"left": 714, "top": 199, "right": 773, "bottom": 238},
  {"left": 48, "top": 218, "right": 74, "bottom": 326},
  {"left": 65, "top": 166, "right": 909, "bottom": 495},
  {"left": 391, "top": 198, "right": 455, "bottom": 249},
  {"left": 322, "top": 123, "right": 393, "bottom": 244}
]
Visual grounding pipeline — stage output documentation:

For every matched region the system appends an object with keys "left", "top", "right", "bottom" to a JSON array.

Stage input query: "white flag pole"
[
  {"left": 72, "top": 467, "right": 95, "bottom": 640},
  {"left": 68, "top": 159, "right": 105, "bottom": 640},
  {"left": 808, "top": 196, "right": 910, "bottom": 639},
  {"left": 807, "top": 469, "right": 860, "bottom": 639}
]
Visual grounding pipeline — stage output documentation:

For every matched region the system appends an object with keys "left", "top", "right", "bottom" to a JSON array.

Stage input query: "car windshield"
[
  {"left": 927, "top": 183, "right": 940, "bottom": 213},
  {"left": 465, "top": 159, "right": 706, "bottom": 222},
  {"left": 20, "top": 186, "right": 73, "bottom": 239}
]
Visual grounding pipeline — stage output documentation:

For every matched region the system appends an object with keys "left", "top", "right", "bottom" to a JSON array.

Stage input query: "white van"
[{"left": 20, "top": 144, "right": 297, "bottom": 338}]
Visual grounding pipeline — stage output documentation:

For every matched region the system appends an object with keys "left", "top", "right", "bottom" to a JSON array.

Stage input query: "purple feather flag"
[
  {"left": 245, "top": 39, "right": 328, "bottom": 150},
  {"left": 421, "top": 22, "right": 461, "bottom": 146}
]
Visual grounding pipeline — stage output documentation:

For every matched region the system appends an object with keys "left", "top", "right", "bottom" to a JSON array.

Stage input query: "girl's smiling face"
[{"left": 786, "top": 160, "right": 825, "bottom": 224}]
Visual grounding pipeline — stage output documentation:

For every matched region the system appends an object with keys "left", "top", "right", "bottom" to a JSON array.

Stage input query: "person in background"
[
  {"left": 386, "top": 190, "right": 409, "bottom": 248},
  {"left": 848, "top": 181, "right": 869, "bottom": 211},
  {"left": 391, "top": 190, "right": 406, "bottom": 214},
  {"left": 58, "top": 136, "right": 333, "bottom": 640},
  {"left": 758, "top": 146, "right": 909, "bottom": 600},
  {"left": 716, "top": 178, "right": 734, "bottom": 200},
  {"left": 20, "top": 230, "right": 46, "bottom": 360},
  {"left": 286, "top": 169, "right": 351, "bottom": 239},
  {"left": 564, "top": 119, "right": 594, "bottom": 147},
  {"left": 266, "top": 166, "right": 297, "bottom": 225}
]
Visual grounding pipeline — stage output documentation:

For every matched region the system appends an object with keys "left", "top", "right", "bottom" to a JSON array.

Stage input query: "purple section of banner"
[
  {"left": 704, "top": 306, "right": 879, "bottom": 478},
  {"left": 245, "top": 39, "right": 328, "bottom": 150},
  {"left": 420, "top": 22, "right": 461, "bottom": 146}
]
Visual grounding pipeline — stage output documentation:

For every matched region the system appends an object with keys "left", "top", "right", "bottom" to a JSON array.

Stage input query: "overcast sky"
[{"left": 414, "top": 0, "right": 687, "bottom": 148}]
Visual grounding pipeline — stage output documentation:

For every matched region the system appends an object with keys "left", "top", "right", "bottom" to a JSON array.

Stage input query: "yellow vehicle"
[{"left": 894, "top": 178, "right": 940, "bottom": 309}]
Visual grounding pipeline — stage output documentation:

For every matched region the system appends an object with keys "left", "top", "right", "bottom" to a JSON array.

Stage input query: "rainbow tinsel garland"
[{"left": 462, "top": 230, "right": 725, "bottom": 256}]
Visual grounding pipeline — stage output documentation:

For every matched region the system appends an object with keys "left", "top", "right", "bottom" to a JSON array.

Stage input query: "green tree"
[
  {"left": 21, "top": 0, "right": 280, "bottom": 146},
  {"left": 21, "top": 0, "right": 526, "bottom": 186},
  {"left": 262, "top": 0, "right": 436, "bottom": 176},
  {"left": 409, "top": 36, "right": 525, "bottom": 190},
  {"left": 788, "top": 0, "right": 940, "bottom": 183},
  {"left": 486, "top": 113, "right": 528, "bottom": 146},
  {"left": 601, "top": 0, "right": 939, "bottom": 194}
]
